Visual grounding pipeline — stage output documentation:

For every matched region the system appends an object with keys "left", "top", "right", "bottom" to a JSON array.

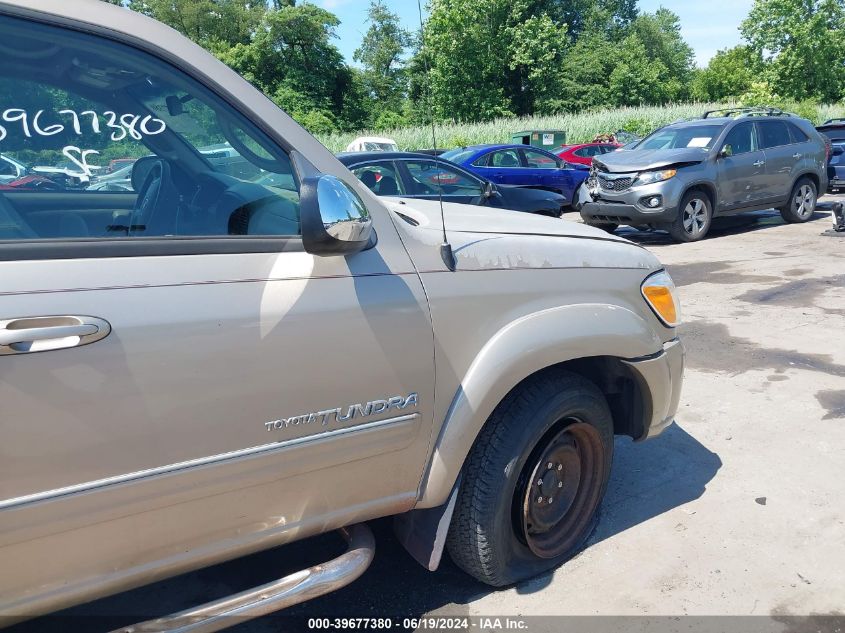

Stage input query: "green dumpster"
[{"left": 512, "top": 130, "right": 567, "bottom": 150}]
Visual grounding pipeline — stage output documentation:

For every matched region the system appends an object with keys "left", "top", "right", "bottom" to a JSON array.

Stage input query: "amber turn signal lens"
[
  {"left": 641, "top": 271, "right": 681, "bottom": 327},
  {"left": 643, "top": 286, "right": 677, "bottom": 325}
]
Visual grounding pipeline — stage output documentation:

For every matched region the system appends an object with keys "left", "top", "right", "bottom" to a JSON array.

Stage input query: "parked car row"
[
  {"left": 341, "top": 111, "right": 835, "bottom": 244},
  {"left": 0, "top": 154, "right": 140, "bottom": 192},
  {"left": 337, "top": 151, "right": 568, "bottom": 216},
  {"left": 339, "top": 144, "right": 592, "bottom": 217}
]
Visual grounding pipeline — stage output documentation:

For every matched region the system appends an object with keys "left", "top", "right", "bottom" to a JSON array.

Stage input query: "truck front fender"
[{"left": 417, "top": 302, "right": 662, "bottom": 508}]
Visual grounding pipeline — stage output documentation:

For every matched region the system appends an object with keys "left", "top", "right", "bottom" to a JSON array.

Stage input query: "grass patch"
[{"left": 318, "top": 102, "right": 845, "bottom": 153}]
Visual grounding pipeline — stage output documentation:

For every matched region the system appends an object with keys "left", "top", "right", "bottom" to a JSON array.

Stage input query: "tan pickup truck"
[{"left": 0, "top": 1, "right": 684, "bottom": 630}]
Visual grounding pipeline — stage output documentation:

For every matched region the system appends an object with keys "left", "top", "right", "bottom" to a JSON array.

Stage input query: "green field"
[{"left": 318, "top": 102, "right": 845, "bottom": 153}]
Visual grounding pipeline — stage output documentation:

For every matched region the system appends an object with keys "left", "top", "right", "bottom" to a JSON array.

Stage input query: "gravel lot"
[{"left": 16, "top": 198, "right": 845, "bottom": 633}]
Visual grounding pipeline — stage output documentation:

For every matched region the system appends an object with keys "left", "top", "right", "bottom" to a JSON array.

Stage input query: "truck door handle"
[
  {"left": 793, "top": 153, "right": 801, "bottom": 160},
  {"left": 0, "top": 315, "right": 111, "bottom": 355},
  {"left": 754, "top": 160, "right": 765, "bottom": 167}
]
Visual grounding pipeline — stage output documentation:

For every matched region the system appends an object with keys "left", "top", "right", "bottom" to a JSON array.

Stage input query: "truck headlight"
[
  {"left": 641, "top": 270, "right": 681, "bottom": 327},
  {"left": 635, "top": 169, "right": 677, "bottom": 187}
]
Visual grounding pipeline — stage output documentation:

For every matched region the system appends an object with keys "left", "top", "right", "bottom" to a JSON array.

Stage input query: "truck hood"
[
  {"left": 386, "top": 197, "right": 627, "bottom": 241},
  {"left": 382, "top": 197, "right": 661, "bottom": 272},
  {"left": 595, "top": 147, "right": 708, "bottom": 173}
]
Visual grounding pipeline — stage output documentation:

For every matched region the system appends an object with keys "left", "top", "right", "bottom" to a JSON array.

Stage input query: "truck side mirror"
[{"left": 301, "top": 174, "right": 374, "bottom": 256}]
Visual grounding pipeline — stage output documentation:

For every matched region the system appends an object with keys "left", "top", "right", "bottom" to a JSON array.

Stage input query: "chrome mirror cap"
[
  {"left": 301, "top": 174, "right": 375, "bottom": 256},
  {"left": 318, "top": 175, "right": 373, "bottom": 242}
]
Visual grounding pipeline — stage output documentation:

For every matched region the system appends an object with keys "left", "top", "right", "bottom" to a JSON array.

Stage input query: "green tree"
[
  {"left": 554, "top": 29, "right": 617, "bottom": 112},
  {"left": 608, "top": 34, "right": 670, "bottom": 106},
  {"left": 127, "top": 0, "right": 264, "bottom": 48},
  {"left": 132, "top": 0, "right": 372, "bottom": 133},
  {"left": 421, "top": 0, "right": 512, "bottom": 121},
  {"left": 214, "top": 3, "right": 365, "bottom": 132},
  {"left": 630, "top": 8, "right": 694, "bottom": 101},
  {"left": 539, "top": 0, "right": 638, "bottom": 40},
  {"left": 553, "top": 8, "right": 690, "bottom": 112},
  {"left": 505, "top": 7, "right": 569, "bottom": 114},
  {"left": 741, "top": 0, "right": 845, "bottom": 101},
  {"left": 353, "top": 1, "right": 412, "bottom": 121},
  {"left": 691, "top": 46, "right": 760, "bottom": 101},
  {"left": 420, "top": 0, "right": 567, "bottom": 121}
]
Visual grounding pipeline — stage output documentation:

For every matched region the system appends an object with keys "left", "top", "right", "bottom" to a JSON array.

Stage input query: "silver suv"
[
  {"left": 0, "top": 1, "right": 683, "bottom": 629},
  {"left": 579, "top": 108, "right": 829, "bottom": 242}
]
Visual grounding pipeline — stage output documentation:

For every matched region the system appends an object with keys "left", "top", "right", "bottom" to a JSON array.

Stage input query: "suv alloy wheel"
[
  {"left": 780, "top": 177, "right": 818, "bottom": 223},
  {"left": 670, "top": 190, "right": 713, "bottom": 242}
]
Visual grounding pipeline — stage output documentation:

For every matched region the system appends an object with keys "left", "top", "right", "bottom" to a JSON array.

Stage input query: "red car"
[
  {"left": 0, "top": 174, "right": 61, "bottom": 191},
  {"left": 555, "top": 142, "right": 621, "bottom": 166}
]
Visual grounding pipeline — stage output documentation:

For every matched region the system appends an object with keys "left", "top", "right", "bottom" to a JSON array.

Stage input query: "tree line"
[{"left": 105, "top": 0, "right": 845, "bottom": 134}]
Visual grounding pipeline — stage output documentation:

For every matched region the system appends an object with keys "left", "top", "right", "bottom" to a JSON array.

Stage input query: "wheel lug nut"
[
  {"left": 537, "top": 496, "right": 544, "bottom": 504},
  {"left": 557, "top": 464, "right": 563, "bottom": 471},
  {"left": 558, "top": 481, "right": 563, "bottom": 488},
  {"left": 547, "top": 462, "right": 554, "bottom": 470},
  {"left": 537, "top": 479, "right": 543, "bottom": 486},
  {"left": 548, "top": 498, "right": 554, "bottom": 504}
]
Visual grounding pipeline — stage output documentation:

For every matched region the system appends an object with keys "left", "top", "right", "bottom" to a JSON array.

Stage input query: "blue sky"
[{"left": 320, "top": 0, "right": 755, "bottom": 68}]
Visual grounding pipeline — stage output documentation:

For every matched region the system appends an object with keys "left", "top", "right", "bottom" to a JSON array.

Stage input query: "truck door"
[{"left": 0, "top": 13, "right": 434, "bottom": 611}]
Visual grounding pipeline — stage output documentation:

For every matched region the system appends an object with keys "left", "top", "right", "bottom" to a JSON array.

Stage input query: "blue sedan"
[{"left": 441, "top": 144, "right": 590, "bottom": 207}]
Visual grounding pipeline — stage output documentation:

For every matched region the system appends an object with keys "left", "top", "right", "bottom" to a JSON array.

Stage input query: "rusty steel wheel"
[
  {"left": 515, "top": 420, "right": 607, "bottom": 559},
  {"left": 447, "top": 370, "right": 614, "bottom": 587}
]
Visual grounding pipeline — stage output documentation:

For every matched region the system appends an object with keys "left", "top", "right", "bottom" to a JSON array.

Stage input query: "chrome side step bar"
[{"left": 114, "top": 524, "right": 375, "bottom": 633}]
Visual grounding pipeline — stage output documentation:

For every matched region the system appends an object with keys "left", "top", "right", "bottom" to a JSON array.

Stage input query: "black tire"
[
  {"left": 779, "top": 177, "right": 818, "bottom": 223},
  {"left": 585, "top": 222, "right": 619, "bottom": 234},
  {"left": 446, "top": 371, "right": 614, "bottom": 587},
  {"left": 669, "top": 189, "right": 712, "bottom": 242}
]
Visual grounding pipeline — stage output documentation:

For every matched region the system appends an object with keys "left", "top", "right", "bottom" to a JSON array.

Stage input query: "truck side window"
[{"left": 0, "top": 16, "right": 299, "bottom": 243}]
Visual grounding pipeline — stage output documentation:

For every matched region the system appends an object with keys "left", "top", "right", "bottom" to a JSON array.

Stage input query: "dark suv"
[
  {"left": 817, "top": 118, "right": 845, "bottom": 193},
  {"left": 579, "top": 108, "right": 829, "bottom": 242}
]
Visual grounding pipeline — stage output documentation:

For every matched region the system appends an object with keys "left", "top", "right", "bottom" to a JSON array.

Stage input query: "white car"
[{"left": 345, "top": 136, "right": 399, "bottom": 152}]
